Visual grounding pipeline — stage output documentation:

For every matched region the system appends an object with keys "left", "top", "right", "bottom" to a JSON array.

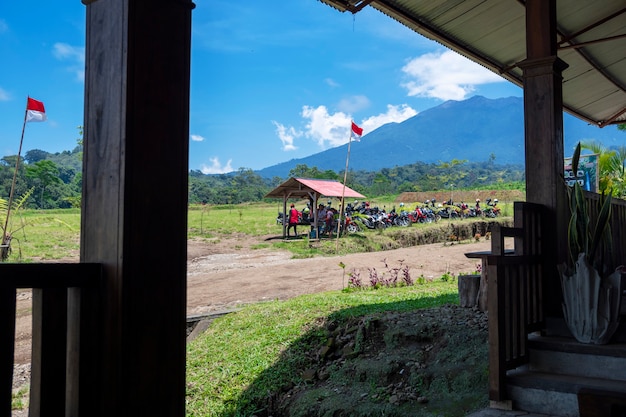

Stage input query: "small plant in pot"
[{"left": 558, "top": 142, "right": 623, "bottom": 344}]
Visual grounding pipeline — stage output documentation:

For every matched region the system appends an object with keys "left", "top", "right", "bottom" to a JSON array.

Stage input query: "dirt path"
[
  {"left": 13, "top": 235, "right": 491, "bottom": 367},
  {"left": 187, "top": 235, "right": 490, "bottom": 315}
]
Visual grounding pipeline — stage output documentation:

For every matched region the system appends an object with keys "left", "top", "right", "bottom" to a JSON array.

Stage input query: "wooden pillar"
[
  {"left": 67, "top": 1, "right": 193, "bottom": 416},
  {"left": 518, "top": 0, "right": 568, "bottom": 316}
]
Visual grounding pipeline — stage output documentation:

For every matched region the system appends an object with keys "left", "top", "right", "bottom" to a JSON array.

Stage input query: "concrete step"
[
  {"left": 506, "top": 368, "right": 626, "bottom": 417},
  {"left": 527, "top": 335, "right": 626, "bottom": 382}
]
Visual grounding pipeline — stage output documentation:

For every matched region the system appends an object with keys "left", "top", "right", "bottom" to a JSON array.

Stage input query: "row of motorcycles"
[
  {"left": 434, "top": 198, "right": 502, "bottom": 219},
  {"left": 277, "top": 197, "right": 501, "bottom": 234},
  {"left": 345, "top": 202, "right": 437, "bottom": 231}
]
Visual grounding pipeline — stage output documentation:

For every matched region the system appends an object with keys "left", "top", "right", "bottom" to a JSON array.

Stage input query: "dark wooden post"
[
  {"left": 30, "top": 288, "right": 68, "bottom": 416},
  {"left": 0, "top": 288, "right": 16, "bottom": 417},
  {"left": 67, "top": 1, "right": 193, "bottom": 416},
  {"left": 518, "top": 0, "right": 568, "bottom": 316}
]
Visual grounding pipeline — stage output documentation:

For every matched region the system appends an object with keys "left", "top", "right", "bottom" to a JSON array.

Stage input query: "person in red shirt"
[{"left": 287, "top": 204, "right": 300, "bottom": 237}]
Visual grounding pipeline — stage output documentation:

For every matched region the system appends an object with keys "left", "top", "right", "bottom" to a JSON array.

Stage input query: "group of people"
[{"left": 286, "top": 201, "right": 337, "bottom": 238}]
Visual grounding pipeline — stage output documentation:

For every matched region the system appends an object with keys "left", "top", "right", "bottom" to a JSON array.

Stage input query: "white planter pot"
[{"left": 559, "top": 253, "right": 622, "bottom": 344}]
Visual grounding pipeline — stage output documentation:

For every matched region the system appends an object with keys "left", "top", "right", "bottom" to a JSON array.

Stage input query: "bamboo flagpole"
[
  {"left": 2, "top": 97, "right": 47, "bottom": 249},
  {"left": 335, "top": 121, "right": 363, "bottom": 253}
]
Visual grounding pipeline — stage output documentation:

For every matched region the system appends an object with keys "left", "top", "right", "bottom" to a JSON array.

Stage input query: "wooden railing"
[
  {"left": 1, "top": 263, "right": 102, "bottom": 417},
  {"left": 486, "top": 201, "right": 547, "bottom": 402},
  {"left": 486, "top": 195, "right": 626, "bottom": 402}
]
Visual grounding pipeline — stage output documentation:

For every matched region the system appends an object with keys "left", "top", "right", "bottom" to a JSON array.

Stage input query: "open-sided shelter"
[
  {"left": 265, "top": 177, "right": 365, "bottom": 237},
  {"left": 1, "top": 1, "right": 625, "bottom": 416}
]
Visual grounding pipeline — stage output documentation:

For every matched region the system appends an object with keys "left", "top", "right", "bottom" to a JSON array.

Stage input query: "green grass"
[
  {"left": 1, "top": 199, "right": 513, "bottom": 262},
  {"left": 186, "top": 280, "right": 459, "bottom": 417},
  {"left": 12, "top": 385, "right": 29, "bottom": 410},
  {"left": 188, "top": 203, "right": 281, "bottom": 237},
  {"left": 3, "top": 208, "right": 81, "bottom": 262}
]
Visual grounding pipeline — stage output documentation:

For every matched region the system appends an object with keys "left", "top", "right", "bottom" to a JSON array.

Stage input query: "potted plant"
[{"left": 558, "top": 142, "right": 623, "bottom": 344}]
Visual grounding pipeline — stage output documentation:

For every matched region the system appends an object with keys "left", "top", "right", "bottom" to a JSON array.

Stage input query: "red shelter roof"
[{"left": 265, "top": 177, "right": 365, "bottom": 200}]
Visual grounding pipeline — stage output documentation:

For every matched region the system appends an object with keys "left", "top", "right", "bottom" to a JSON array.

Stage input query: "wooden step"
[
  {"left": 506, "top": 369, "right": 626, "bottom": 417},
  {"left": 504, "top": 335, "right": 626, "bottom": 416},
  {"left": 527, "top": 335, "right": 626, "bottom": 382}
]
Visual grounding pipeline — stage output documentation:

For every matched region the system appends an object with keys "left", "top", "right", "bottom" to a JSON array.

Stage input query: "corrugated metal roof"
[
  {"left": 319, "top": 0, "right": 626, "bottom": 126},
  {"left": 265, "top": 177, "right": 366, "bottom": 199}
]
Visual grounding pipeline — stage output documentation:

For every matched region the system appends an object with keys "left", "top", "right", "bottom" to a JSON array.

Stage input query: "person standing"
[
  {"left": 317, "top": 204, "right": 327, "bottom": 236},
  {"left": 287, "top": 204, "right": 299, "bottom": 237}
]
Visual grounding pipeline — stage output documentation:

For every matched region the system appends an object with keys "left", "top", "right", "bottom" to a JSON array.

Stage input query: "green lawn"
[{"left": 186, "top": 281, "right": 462, "bottom": 417}]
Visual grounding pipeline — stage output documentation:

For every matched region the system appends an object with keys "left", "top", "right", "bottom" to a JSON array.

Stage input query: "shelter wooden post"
[
  {"left": 519, "top": 0, "right": 568, "bottom": 316},
  {"left": 67, "top": 1, "right": 193, "bottom": 416}
]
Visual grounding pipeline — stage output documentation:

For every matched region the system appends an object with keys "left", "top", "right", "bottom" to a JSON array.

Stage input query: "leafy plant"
[
  {"left": 440, "top": 271, "right": 456, "bottom": 282},
  {"left": 560, "top": 142, "right": 622, "bottom": 344},
  {"left": 566, "top": 142, "right": 613, "bottom": 272},
  {"left": 0, "top": 187, "right": 35, "bottom": 261},
  {"left": 459, "top": 263, "right": 482, "bottom": 276},
  {"left": 345, "top": 259, "right": 413, "bottom": 289}
]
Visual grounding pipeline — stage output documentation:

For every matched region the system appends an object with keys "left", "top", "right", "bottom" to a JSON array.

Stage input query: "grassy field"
[
  {"left": 186, "top": 281, "right": 465, "bottom": 417},
  {"left": 5, "top": 197, "right": 511, "bottom": 262},
  {"left": 4, "top": 208, "right": 81, "bottom": 262},
  {"left": 4, "top": 196, "right": 513, "bottom": 262}
]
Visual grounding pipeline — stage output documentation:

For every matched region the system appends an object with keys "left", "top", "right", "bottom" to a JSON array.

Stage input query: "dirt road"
[{"left": 187, "top": 235, "right": 490, "bottom": 315}]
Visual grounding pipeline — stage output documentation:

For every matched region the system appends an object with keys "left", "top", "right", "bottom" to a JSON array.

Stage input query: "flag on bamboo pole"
[
  {"left": 351, "top": 121, "right": 363, "bottom": 141},
  {"left": 26, "top": 97, "right": 46, "bottom": 123}
]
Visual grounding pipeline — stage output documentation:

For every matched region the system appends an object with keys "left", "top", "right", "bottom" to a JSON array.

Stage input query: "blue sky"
[{"left": 1, "top": 1, "right": 523, "bottom": 174}]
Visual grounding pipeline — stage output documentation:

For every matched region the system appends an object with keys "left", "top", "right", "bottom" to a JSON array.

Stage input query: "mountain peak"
[{"left": 256, "top": 95, "right": 622, "bottom": 178}]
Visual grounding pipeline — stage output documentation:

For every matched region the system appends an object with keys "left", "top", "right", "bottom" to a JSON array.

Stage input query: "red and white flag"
[
  {"left": 26, "top": 97, "right": 46, "bottom": 123},
  {"left": 351, "top": 121, "right": 363, "bottom": 141}
]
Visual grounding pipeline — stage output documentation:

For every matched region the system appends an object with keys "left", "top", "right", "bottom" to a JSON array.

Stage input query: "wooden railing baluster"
[
  {"left": 1, "top": 287, "right": 16, "bottom": 417},
  {"left": 0, "top": 263, "right": 101, "bottom": 417}
]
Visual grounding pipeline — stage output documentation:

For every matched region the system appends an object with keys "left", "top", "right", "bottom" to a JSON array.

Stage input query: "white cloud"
[
  {"left": 272, "top": 121, "right": 300, "bottom": 151},
  {"left": 325, "top": 78, "right": 340, "bottom": 88},
  {"left": 361, "top": 104, "right": 417, "bottom": 134},
  {"left": 0, "top": 87, "right": 9, "bottom": 101},
  {"left": 53, "top": 43, "right": 85, "bottom": 81},
  {"left": 337, "top": 95, "right": 370, "bottom": 114},
  {"left": 200, "top": 157, "right": 234, "bottom": 174},
  {"left": 190, "top": 134, "right": 204, "bottom": 142},
  {"left": 301, "top": 105, "right": 351, "bottom": 148},
  {"left": 401, "top": 50, "right": 505, "bottom": 100},
  {"left": 295, "top": 103, "right": 417, "bottom": 148}
]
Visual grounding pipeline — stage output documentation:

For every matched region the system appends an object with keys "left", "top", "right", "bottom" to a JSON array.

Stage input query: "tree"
[
  {"left": 25, "top": 160, "right": 62, "bottom": 208},
  {"left": 24, "top": 149, "right": 49, "bottom": 164},
  {"left": 579, "top": 140, "right": 626, "bottom": 197}
]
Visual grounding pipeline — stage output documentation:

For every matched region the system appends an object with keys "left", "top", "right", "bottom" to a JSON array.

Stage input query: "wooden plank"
[
  {"left": 0, "top": 288, "right": 16, "bottom": 417},
  {"left": 578, "top": 388, "right": 626, "bottom": 417},
  {"left": 29, "top": 288, "right": 68, "bottom": 416},
  {"left": 486, "top": 255, "right": 543, "bottom": 266},
  {"left": 0, "top": 263, "right": 101, "bottom": 289},
  {"left": 487, "top": 261, "right": 502, "bottom": 401}
]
